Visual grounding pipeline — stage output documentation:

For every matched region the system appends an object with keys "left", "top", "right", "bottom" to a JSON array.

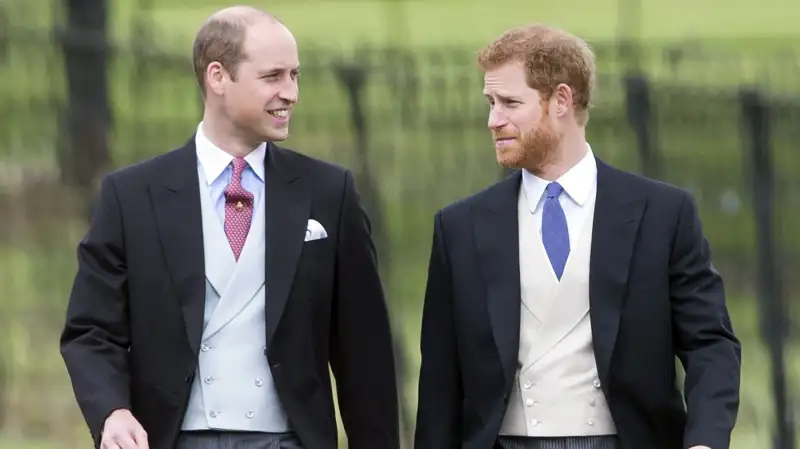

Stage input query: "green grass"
[{"left": 0, "top": 441, "right": 56, "bottom": 449}]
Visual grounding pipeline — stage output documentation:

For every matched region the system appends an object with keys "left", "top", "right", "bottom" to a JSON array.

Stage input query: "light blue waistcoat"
[{"left": 181, "top": 166, "right": 290, "bottom": 432}]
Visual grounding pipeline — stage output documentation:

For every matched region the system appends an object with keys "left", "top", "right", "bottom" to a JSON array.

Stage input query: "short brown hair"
[
  {"left": 192, "top": 7, "right": 279, "bottom": 95},
  {"left": 477, "top": 23, "right": 596, "bottom": 125}
]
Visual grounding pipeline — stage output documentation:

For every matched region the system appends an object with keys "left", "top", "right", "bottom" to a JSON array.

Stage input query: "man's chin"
[
  {"left": 263, "top": 128, "right": 290, "bottom": 142},
  {"left": 497, "top": 158, "right": 522, "bottom": 169},
  {"left": 496, "top": 150, "right": 525, "bottom": 169}
]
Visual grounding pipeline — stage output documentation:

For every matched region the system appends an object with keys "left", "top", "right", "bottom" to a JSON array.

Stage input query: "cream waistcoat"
[{"left": 499, "top": 183, "right": 617, "bottom": 437}]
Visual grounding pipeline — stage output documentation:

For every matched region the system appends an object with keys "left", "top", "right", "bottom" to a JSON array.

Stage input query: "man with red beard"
[{"left": 413, "top": 24, "right": 740, "bottom": 449}]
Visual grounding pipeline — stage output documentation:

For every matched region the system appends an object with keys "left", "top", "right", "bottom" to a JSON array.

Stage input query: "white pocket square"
[{"left": 304, "top": 219, "right": 328, "bottom": 242}]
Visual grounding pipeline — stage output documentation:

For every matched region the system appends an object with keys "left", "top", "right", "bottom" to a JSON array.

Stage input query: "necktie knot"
[
  {"left": 545, "top": 182, "right": 564, "bottom": 199},
  {"left": 231, "top": 157, "right": 248, "bottom": 177}
]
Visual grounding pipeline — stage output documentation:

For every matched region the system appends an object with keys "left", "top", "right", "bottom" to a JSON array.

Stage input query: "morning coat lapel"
[
  {"left": 474, "top": 171, "right": 523, "bottom": 389},
  {"left": 264, "top": 144, "right": 311, "bottom": 349},
  {"left": 150, "top": 138, "right": 206, "bottom": 356},
  {"left": 589, "top": 158, "right": 646, "bottom": 391}
]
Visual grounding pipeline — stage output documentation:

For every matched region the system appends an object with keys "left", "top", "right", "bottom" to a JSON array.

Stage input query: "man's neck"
[
  {"left": 200, "top": 115, "right": 258, "bottom": 158},
  {"left": 537, "top": 131, "right": 588, "bottom": 181}
]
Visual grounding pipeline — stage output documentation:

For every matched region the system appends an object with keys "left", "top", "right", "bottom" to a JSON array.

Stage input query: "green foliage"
[{"left": 128, "top": 0, "right": 800, "bottom": 49}]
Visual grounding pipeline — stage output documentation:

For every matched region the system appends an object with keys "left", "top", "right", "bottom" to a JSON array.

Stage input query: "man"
[
  {"left": 414, "top": 24, "right": 741, "bottom": 449},
  {"left": 60, "top": 6, "right": 399, "bottom": 449}
]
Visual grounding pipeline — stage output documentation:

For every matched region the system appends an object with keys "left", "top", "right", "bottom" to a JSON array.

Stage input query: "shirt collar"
[
  {"left": 522, "top": 143, "right": 598, "bottom": 213},
  {"left": 195, "top": 121, "right": 266, "bottom": 185}
]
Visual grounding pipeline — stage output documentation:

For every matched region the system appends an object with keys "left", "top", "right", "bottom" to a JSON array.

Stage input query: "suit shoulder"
[
  {"left": 102, "top": 146, "right": 188, "bottom": 186},
  {"left": 617, "top": 167, "right": 691, "bottom": 198},
  {"left": 607, "top": 165, "right": 693, "bottom": 214},
  {"left": 272, "top": 145, "right": 351, "bottom": 183},
  {"left": 438, "top": 171, "right": 520, "bottom": 217}
]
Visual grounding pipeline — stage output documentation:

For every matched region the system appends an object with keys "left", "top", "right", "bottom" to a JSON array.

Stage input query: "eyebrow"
[
  {"left": 259, "top": 66, "right": 301, "bottom": 75},
  {"left": 484, "top": 93, "right": 520, "bottom": 102}
]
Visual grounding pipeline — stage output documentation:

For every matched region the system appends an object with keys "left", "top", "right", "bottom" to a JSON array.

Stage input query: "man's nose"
[
  {"left": 488, "top": 108, "right": 507, "bottom": 130},
  {"left": 279, "top": 79, "right": 298, "bottom": 103}
]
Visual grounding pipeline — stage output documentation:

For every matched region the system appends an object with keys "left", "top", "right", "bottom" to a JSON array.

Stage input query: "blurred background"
[{"left": 1, "top": 0, "right": 799, "bottom": 448}]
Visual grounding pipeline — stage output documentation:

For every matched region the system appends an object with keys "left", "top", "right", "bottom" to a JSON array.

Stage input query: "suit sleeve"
[
  {"left": 59, "top": 174, "right": 131, "bottom": 446},
  {"left": 669, "top": 192, "right": 741, "bottom": 449},
  {"left": 414, "top": 211, "right": 462, "bottom": 449},
  {"left": 330, "top": 169, "right": 400, "bottom": 449}
]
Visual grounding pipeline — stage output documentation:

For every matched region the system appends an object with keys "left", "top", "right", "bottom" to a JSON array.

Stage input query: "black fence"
[{"left": 0, "top": 2, "right": 799, "bottom": 448}]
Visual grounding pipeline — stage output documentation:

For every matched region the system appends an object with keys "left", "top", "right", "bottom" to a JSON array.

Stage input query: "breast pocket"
[
  {"left": 301, "top": 236, "right": 332, "bottom": 255},
  {"left": 297, "top": 237, "right": 335, "bottom": 282}
]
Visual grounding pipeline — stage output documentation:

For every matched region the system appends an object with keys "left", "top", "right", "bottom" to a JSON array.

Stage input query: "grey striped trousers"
[
  {"left": 496, "top": 435, "right": 621, "bottom": 449},
  {"left": 175, "top": 431, "right": 303, "bottom": 449}
]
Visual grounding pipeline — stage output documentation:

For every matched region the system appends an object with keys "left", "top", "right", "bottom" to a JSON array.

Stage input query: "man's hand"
[{"left": 100, "top": 409, "right": 149, "bottom": 449}]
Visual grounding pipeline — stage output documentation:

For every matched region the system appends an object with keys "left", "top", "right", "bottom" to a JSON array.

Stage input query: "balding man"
[{"left": 60, "top": 6, "right": 400, "bottom": 449}]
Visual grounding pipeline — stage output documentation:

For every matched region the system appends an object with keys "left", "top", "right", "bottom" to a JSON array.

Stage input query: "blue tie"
[{"left": 541, "top": 182, "right": 570, "bottom": 280}]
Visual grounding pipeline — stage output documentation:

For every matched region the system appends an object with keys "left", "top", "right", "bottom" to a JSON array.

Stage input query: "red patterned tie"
[{"left": 224, "top": 157, "right": 254, "bottom": 260}]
